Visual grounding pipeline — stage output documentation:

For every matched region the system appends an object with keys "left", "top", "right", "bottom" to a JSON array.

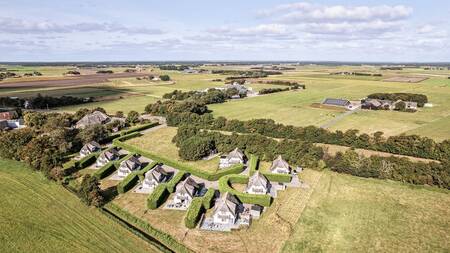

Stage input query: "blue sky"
[{"left": 1, "top": 0, "right": 449, "bottom": 62}]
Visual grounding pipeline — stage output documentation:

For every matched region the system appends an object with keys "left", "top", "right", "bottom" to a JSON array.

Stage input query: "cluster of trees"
[
  {"left": 23, "top": 71, "right": 42, "bottom": 77},
  {"left": 367, "top": 93, "right": 428, "bottom": 107},
  {"left": 173, "top": 125, "right": 324, "bottom": 167},
  {"left": 162, "top": 88, "right": 242, "bottom": 105},
  {"left": 159, "top": 75, "right": 171, "bottom": 81},
  {"left": 259, "top": 87, "right": 292, "bottom": 95},
  {"left": 256, "top": 80, "right": 305, "bottom": 88},
  {"left": 158, "top": 65, "right": 190, "bottom": 71},
  {"left": 65, "top": 70, "right": 81, "bottom": 75},
  {"left": 0, "top": 71, "right": 17, "bottom": 81},
  {"left": 96, "top": 70, "right": 114, "bottom": 74},
  {"left": 326, "top": 150, "right": 449, "bottom": 189},
  {"left": 211, "top": 70, "right": 282, "bottom": 79},
  {"left": 164, "top": 111, "right": 450, "bottom": 162},
  {"left": 331, "top": 72, "right": 382, "bottom": 77},
  {"left": 145, "top": 100, "right": 208, "bottom": 115},
  {"left": 0, "top": 94, "right": 90, "bottom": 109}
]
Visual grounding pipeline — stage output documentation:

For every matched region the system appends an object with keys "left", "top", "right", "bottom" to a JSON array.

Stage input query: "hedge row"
[
  {"left": 147, "top": 183, "right": 169, "bottom": 209},
  {"left": 184, "top": 197, "right": 205, "bottom": 229},
  {"left": 113, "top": 138, "right": 245, "bottom": 181},
  {"left": 202, "top": 188, "right": 216, "bottom": 209},
  {"left": 248, "top": 154, "right": 259, "bottom": 176},
  {"left": 137, "top": 161, "right": 159, "bottom": 176},
  {"left": 104, "top": 203, "right": 194, "bottom": 253},
  {"left": 115, "top": 132, "right": 142, "bottom": 142},
  {"left": 62, "top": 152, "right": 99, "bottom": 175},
  {"left": 120, "top": 122, "right": 159, "bottom": 136},
  {"left": 117, "top": 173, "right": 140, "bottom": 194},
  {"left": 93, "top": 162, "right": 116, "bottom": 179},
  {"left": 261, "top": 172, "right": 292, "bottom": 183},
  {"left": 218, "top": 175, "right": 272, "bottom": 207},
  {"left": 166, "top": 171, "right": 187, "bottom": 193}
]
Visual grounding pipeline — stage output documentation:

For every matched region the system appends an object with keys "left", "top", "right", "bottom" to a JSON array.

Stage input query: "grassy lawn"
[
  {"left": 0, "top": 159, "right": 157, "bottom": 253},
  {"left": 282, "top": 170, "right": 450, "bottom": 253},
  {"left": 126, "top": 126, "right": 220, "bottom": 173}
]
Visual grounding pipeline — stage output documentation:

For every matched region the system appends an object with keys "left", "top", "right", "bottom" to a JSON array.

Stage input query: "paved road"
[{"left": 320, "top": 106, "right": 361, "bottom": 129}]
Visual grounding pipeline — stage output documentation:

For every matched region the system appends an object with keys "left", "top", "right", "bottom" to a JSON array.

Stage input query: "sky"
[{"left": 1, "top": 0, "right": 449, "bottom": 62}]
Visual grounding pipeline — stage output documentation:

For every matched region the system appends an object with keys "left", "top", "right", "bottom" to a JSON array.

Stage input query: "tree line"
[
  {"left": 142, "top": 99, "right": 449, "bottom": 162},
  {"left": 367, "top": 93, "right": 428, "bottom": 107},
  {"left": 0, "top": 94, "right": 91, "bottom": 109}
]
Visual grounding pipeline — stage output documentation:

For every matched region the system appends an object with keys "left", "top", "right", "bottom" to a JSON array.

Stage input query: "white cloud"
[{"left": 0, "top": 17, "right": 163, "bottom": 34}]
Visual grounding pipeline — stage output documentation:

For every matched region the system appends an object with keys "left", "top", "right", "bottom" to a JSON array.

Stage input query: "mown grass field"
[
  {"left": 282, "top": 170, "right": 450, "bottom": 253},
  {"left": 0, "top": 159, "right": 157, "bottom": 253}
]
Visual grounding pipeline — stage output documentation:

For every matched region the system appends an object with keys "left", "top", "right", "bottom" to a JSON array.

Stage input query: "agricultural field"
[
  {"left": 2, "top": 64, "right": 449, "bottom": 140},
  {"left": 282, "top": 170, "right": 450, "bottom": 253},
  {"left": 0, "top": 159, "right": 158, "bottom": 253}
]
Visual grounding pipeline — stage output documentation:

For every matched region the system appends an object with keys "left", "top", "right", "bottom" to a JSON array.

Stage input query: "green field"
[
  {"left": 0, "top": 159, "right": 157, "bottom": 253},
  {"left": 282, "top": 170, "right": 450, "bottom": 253}
]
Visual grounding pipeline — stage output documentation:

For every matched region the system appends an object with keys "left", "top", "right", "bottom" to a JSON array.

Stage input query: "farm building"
[
  {"left": 246, "top": 171, "right": 269, "bottom": 195},
  {"left": 219, "top": 148, "right": 246, "bottom": 169},
  {"left": 142, "top": 165, "right": 170, "bottom": 190},
  {"left": 362, "top": 99, "right": 394, "bottom": 110},
  {"left": 117, "top": 155, "right": 142, "bottom": 177},
  {"left": 321, "top": 98, "right": 358, "bottom": 110},
  {"left": 270, "top": 155, "right": 291, "bottom": 174},
  {"left": 173, "top": 177, "right": 200, "bottom": 207},
  {"left": 96, "top": 147, "right": 119, "bottom": 167},
  {"left": 80, "top": 141, "right": 101, "bottom": 157},
  {"left": 75, "top": 111, "right": 111, "bottom": 129},
  {"left": 212, "top": 192, "right": 240, "bottom": 225}
]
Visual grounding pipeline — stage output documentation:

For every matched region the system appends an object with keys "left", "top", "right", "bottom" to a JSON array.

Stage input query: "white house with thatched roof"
[
  {"left": 246, "top": 171, "right": 269, "bottom": 195},
  {"left": 117, "top": 155, "right": 141, "bottom": 177},
  {"left": 79, "top": 141, "right": 101, "bottom": 157},
  {"left": 212, "top": 192, "right": 240, "bottom": 225},
  {"left": 142, "top": 165, "right": 170, "bottom": 190},
  {"left": 96, "top": 147, "right": 119, "bottom": 167},
  {"left": 75, "top": 111, "right": 111, "bottom": 129},
  {"left": 173, "top": 177, "right": 199, "bottom": 207},
  {"left": 270, "top": 155, "right": 291, "bottom": 174},
  {"left": 219, "top": 148, "right": 246, "bottom": 169}
]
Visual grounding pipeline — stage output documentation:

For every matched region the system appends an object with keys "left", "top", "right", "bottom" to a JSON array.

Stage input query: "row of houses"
[
  {"left": 219, "top": 148, "right": 291, "bottom": 174},
  {"left": 81, "top": 141, "right": 297, "bottom": 230}
]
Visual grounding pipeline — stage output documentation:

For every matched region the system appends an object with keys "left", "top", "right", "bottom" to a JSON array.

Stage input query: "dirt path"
[{"left": 320, "top": 106, "right": 361, "bottom": 129}]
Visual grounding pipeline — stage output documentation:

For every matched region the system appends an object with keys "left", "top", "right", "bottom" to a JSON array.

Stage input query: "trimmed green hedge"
[
  {"left": 62, "top": 152, "right": 99, "bottom": 175},
  {"left": 202, "top": 188, "right": 216, "bottom": 209},
  {"left": 218, "top": 175, "right": 272, "bottom": 207},
  {"left": 184, "top": 197, "right": 205, "bottom": 229},
  {"left": 166, "top": 171, "right": 187, "bottom": 193},
  {"left": 115, "top": 132, "right": 142, "bottom": 142},
  {"left": 113, "top": 139, "right": 245, "bottom": 181},
  {"left": 93, "top": 162, "right": 116, "bottom": 179},
  {"left": 117, "top": 173, "right": 140, "bottom": 194},
  {"left": 104, "top": 203, "right": 194, "bottom": 253},
  {"left": 261, "top": 172, "right": 292, "bottom": 183},
  {"left": 120, "top": 122, "right": 159, "bottom": 136},
  {"left": 248, "top": 154, "right": 259, "bottom": 176},
  {"left": 147, "top": 183, "right": 169, "bottom": 209},
  {"left": 137, "top": 161, "right": 159, "bottom": 176}
]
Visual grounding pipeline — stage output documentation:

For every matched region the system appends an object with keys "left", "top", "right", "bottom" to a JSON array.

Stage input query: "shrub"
[
  {"left": 166, "top": 171, "right": 187, "bottom": 193},
  {"left": 218, "top": 175, "right": 272, "bottom": 206},
  {"left": 261, "top": 172, "right": 292, "bottom": 183},
  {"left": 248, "top": 154, "right": 259, "bottom": 176},
  {"left": 202, "top": 188, "right": 216, "bottom": 209},
  {"left": 93, "top": 162, "right": 116, "bottom": 179},
  {"left": 160, "top": 75, "right": 171, "bottom": 81},
  {"left": 117, "top": 173, "right": 140, "bottom": 194},
  {"left": 147, "top": 183, "right": 169, "bottom": 209},
  {"left": 184, "top": 197, "right": 205, "bottom": 229},
  {"left": 78, "top": 152, "right": 98, "bottom": 168},
  {"left": 120, "top": 122, "right": 159, "bottom": 136}
]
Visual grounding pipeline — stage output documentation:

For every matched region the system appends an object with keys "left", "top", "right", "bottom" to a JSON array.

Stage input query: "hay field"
[{"left": 0, "top": 159, "right": 157, "bottom": 253}]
